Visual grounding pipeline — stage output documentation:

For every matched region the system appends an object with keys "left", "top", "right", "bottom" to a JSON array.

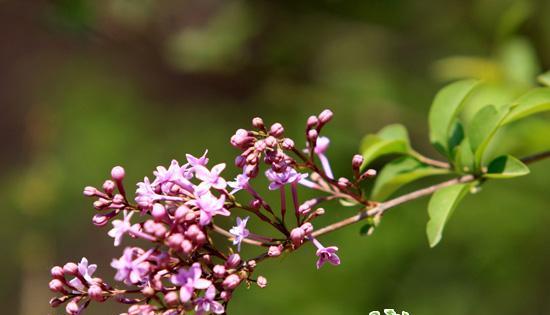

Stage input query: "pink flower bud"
[
  {"left": 307, "top": 129, "right": 318, "bottom": 142},
  {"left": 63, "top": 262, "right": 78, "bottom": 275},
  {"left": 88, "top": 284, "right": 104, "bottom": 301},
  {"left": 220, "top": 291, "right": 232, "bottom": 302},
  {"left": 225, "top": 253, "right": 241, "bottom": 269},
  {"left": 201, "top": 254, "right": 212, "bottom": 265},
  {"left": 314, "top": 207, "right": 325, "bottom": 216},
  {"left": 166, "top": 233, "right": 183, "bottom": 249},
  {"left": 112, "top": 194, "right": 124, "bottom": 204},
  {"left": 102, "top": 180, "right": 115, "bottom": 194},
  {"left": 92, "top": 213, "right": 110, "bottom": 226},
  {"left": 213, "top": 265, "right": 226, "bottom": 278},
  {"left": 111, "top": 166, "right": 125, "bottom": 181},
  {"left": 360, "top": 168, "right": 377, "bottom": 179},
  {"left": 269, "top": 123, "right": 284, "bottom": 137},
  {"left": 352, "top": 154, "right": 364, "bottom": 169},
  {"left": 257, "top": 276, "right": 268, "bottom": 288},
  {"left": 264, "top": 136, "right": 277, "bottom": 148},
  {"left": 290, "top": 227, "right": 305, "bottom": 248},
  {"left": 268, "top": 245, "right": 283, "bottom": 257},
  {"left": 185, "top": 224, "right": 201, "bottom": 238},
  {"left": 300, "top": 222, "right": 314, "bottom": 234},
  {"left": 244, "top": 164, "right": 259, "bottom": 178},
  {"left": 65, "top": 300, "right": 81, "bottom": 315},
  {"left": 247, "top": 260, "right": 257, "bottom": 269},
  {"left": 222, "top": 274, "right": 241, "bottom": 290},
  {"left": 254, "top": 140, "right": 267, "bottom": 152},
  {"left": 164, "top": 291, "right": 179, "bottom": 306},
  {"left": 338, "top": 177, "right": 351, "bottom": 188},
  {"left": 141, "top": 286, "right": 155, "bottom": 297},
  {"left": 49, "top": 279, "right": 65, "bottom": 293},
  {"left": 318, "top": 109, "right": 333, "bottom": 124},
  {"left": 281, "top": 138, "right": 295, "bottom": 150},
  {"left": 151, "top": 203, "right": 166, "bottom": 221},
  {"left": 252, "top": 117, "right": 265, "bottom": 129},
  {"left": 51, "top": 266, "right": 64, "bottom": 279},
  {"left": 83, "top": 186, "right": 98, "bottom": 197},
  {"left": 181, "top": 239, "right": 193, "bottom": 254},
  {"left": 175, "top": 205, "right": 190, "bottom": 220},
  {"left": 93, "top": 198, "right": 110, "bottom": 210},
  {"left": 307, "top": 115, "right": 319, "bottom": 128}
]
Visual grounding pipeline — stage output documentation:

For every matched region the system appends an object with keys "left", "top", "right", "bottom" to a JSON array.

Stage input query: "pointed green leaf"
[
  {"left": 538, "top": 71, "right": 550, "bottom": 87},
  {"left": 371, "top": 157, "right": 449, "bottom": 201},
  {"left": 485, "top": 155, "right": 530, "bottom": 179},
  {"left": 467, "top": 105, "right": 511, "bottom": 169},
  {"left": 360, "top": 124, "right": 411, "bottom": 168},
  {"left": 429, "top": 79, "right": 480, "bottom": 156},
  {"left": 427, "top": 183, "right": 471, "bottom": 247},
  {"left": 503, "top": 87, "right": 550, "bottom": 124}
]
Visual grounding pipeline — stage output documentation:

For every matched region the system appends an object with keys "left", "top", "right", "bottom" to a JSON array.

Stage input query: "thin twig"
[{"left": 312, "top": 150, "right": 550, "bottom": 238}]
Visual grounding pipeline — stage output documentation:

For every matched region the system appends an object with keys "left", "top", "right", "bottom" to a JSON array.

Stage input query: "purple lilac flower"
[
  {"left": 229, "top": 216, "right": 250, "bottom": 251},
  {"left": 186, "top": 150, "right": 209, "bottom": 167},
  {"left": 188, "top": 190, "right": 230, "bottom": 225},
  {"left": 265, "top": 166, "right": 308, "bottom": 190},
  {"left": 195, "top": 285, "right": 225, "bottom": 315},
  {"left": 135, "top": 177, "right": 184, "bottom": 210},
  {"left": 68, "top": 258, "right": 97, "bottom": 291},
  {"left": 309, "top": 237, "right": 341, "bottom": 269},
  {"left": 111, "top": 248, "right": 152, "bottom": 285},
  {"left": 227, "top": 173, "right": 250, "bottom": 195},
  {"left": 194, "top": 163, "right": 227, "bottom": 190},
  {"left": 171, "top": 263, "right": 212, "bottom": 302},
  {"left": 107, "top": 210, "right": 135, "bottom": 247},
  {"left": 152, "top": 159, "right": 180, "bottom": 191}
]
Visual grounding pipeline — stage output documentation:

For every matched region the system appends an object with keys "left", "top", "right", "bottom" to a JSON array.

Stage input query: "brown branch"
[{"left": 312, "top": 150, "right": 550, "bottom": 238}]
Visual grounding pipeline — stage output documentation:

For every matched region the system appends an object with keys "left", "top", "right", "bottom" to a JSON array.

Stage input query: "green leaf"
[
  {"left": 453, "top": 139, "right": 474, "bottom": 173},
  {"left": 360, "top": 124, "right": 411, "bottom": 168},
  {"left": 503, "top": 87, "right": 550, "bottom": 124},
  {"left": 371, "top": 157, "right": 449, "bottom": 201},
  {"left": 538, "top": 71, "right": 550, "bottom": 87},
  {"left": 429, "top": 79, "right": 480, "bottom": 156},
  {"left": 467, "top": 105, "right": 511, "bottom": 169},
  {"left": 426, "top": 183, "right": 471, "bottom": 247},
  {"left": 485, "top": 155, "right": 530, "bottom": 179}
]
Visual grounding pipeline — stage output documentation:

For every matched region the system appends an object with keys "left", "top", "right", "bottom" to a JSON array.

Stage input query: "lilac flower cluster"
[{"left": 49, "top": 109, "right": 378, "bottom": 314}]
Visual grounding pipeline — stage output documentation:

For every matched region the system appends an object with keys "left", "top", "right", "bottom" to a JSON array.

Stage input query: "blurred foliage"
[{"left": 0, "top": 0, "right": 549, "bottom": 314}]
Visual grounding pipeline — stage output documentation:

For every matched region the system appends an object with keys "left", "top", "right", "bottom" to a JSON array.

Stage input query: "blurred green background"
[{"left": 0, "top": 0, "right": 549, "bottom": 314}]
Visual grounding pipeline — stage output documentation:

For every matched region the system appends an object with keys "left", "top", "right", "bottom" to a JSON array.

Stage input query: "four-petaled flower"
[
  {"left": 188, "top": 190, "right": 230, "bottom": 225},
  {"left": 69, "top": 257, "right": 97, "bottom": 290},
  {"left": 265, "top": 167, "right": 308, "bottom": 190},
  {"left": 227, "top": 173, "right": 250, "bottom": 195},
  {"left": 111, "top": 248, "right": 152, "bottom": 285},
  {"left": 229, "top": 216, "right": 250, "bottom": 251},
  {"left": 171, "top": 263, "right": 212, "bottom": 302},
  {"left": 195, "top": 285, "right": 225, "bottom": 315},
  {"left": 108, "top": 210, "right": 135, "bottom": 246},
  {"left": 315, "top": 246, "right": 341, "bottom": 269},
  {"left": 194, "top": 163, "right": 227, "bottom": 190}
]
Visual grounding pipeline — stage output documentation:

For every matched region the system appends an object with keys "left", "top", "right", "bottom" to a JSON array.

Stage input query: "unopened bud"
[
  {"left": 225, "top": 253, "right": 241, "bottom": 269},
  {"left": 252, "top": 117, "right": 265, "bottom": 129},
  {"left": 222, "top": 274, "right": 241, "bottom": 290},
  {"left": 307, "top": 129, "right": 318, "bottom": 142},
  {"left": 300, "top": 222, "right": 314, "bottom": 234},
  {"left": 338, "top": 177, "right": 351, "bottom": 188},
  {"left": 281, "top": 138, "right": 295, "bottom": 150},
  {"left": 88, "top": 285, "right": 105, "bottom": 301},
  {"left": 307, "top": 115, "right": 318, "bottom": 128},
  {"left": 111, "top": 166, "right": 125, "bottom": 181},
  {"left": 257, "top": 276, "right": 268, "bottom": 288},
  {"left": 268, "top": 245, "right": 283, "bottom": 257},
  {"left": 352, "top": 154, "right": 364, "bottom": 169},
  {"left": 51, "top": 266, "right": 64, "bottom": 279},
  {"left": 269, "top": 123, "right": 284, "bottom": 137},
  {"left": 49, "top": 279, "right": 65, "bottom": 293},
  {"left": 318, "top": 109, "right": 333, "bottom": 124},
  {"left": 151, "top": 203, "right": 166, "bottom": 221},
  {"left": 83, "top": 186, "right": 98, "bottom": 197},
  {"left": 213, "top": 265, "right": 226, "bottom": 278},
  {"left": 164, "top": 291, "right": 179, "bottom": 306},
  {"left": 102, "top": 180, "right": 115, "bottom": 194},
  {"left": 63, "top": 262, "right": 78, "bottom": 275},
  {"left": 290, "top": 227, "right": 305, "bottom": 248}
]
